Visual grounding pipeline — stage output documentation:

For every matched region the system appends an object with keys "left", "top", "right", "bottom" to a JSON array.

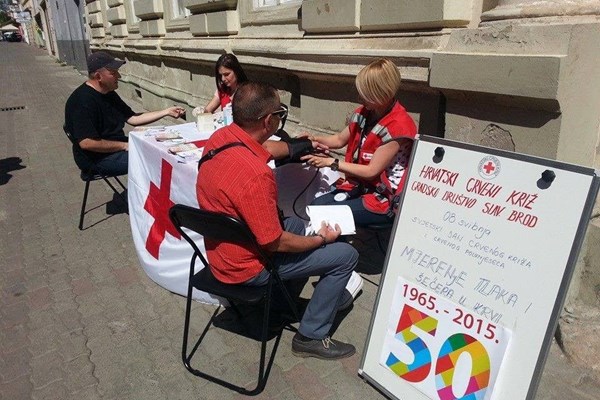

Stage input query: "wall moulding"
[
  {"left": 89, "top": 13, "right": 104, "bottom": 27},
  {"left": 482, "top": 0, "right": 600, "bottom": 21},
  {"left": 107, "top": 5, "right": 127, "bottom": 24},
  {"left": 185, "top": 0, "right": 237, "bottom": 14},
  {"left": 360, "top": 0, "right": 472, "bottom": 32},
  {"left": 430, "top": 52, "right": 563, "bottom": 100},
  {"left": 135, "top": 0, "right": 164, "bottom": 20},
  {"left": 101, "top": 33, "right": 438, "bottom": 82},
  {"left": 139, "top": 19, "right": 166, "bottom": 36},
  {"left": 122, "top": 39, "right": 162, "bottom": 50},
  {"left": 87, "top": 0, "right": 102, "bottom": 13},
  {"left": 111, "top": 23, "right": 129, "bottom": 37},
  {"left": 107, "top": 0, "right": 124, "bottom": 7}
]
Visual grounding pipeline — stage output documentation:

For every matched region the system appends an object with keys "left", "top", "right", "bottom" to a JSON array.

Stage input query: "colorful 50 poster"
[{"left": 380, "top": 277, "right": 510, "bottom": 400}]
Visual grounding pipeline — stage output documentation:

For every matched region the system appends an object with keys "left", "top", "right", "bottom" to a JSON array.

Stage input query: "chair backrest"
[
  {"left": 169, "top": 204, "right": 271, "bottom": 266},
  {"left": 63, "top": 125, "right": 86, "bottom": 154},
  {"left": 63, "top": 125, "right": 99, "bottom": 174},
  {"left": 63, "top": 125, "right": 76, "bottom": 145}
]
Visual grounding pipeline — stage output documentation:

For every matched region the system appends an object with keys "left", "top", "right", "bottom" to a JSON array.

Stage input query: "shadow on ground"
[{"left": 0, "top": 156, "right": 26, "bottom": 185}]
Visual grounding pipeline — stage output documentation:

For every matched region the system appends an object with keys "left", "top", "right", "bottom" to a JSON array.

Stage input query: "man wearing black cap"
[{"left": 64, "top": 51, "right": 185, "bottom": 176}]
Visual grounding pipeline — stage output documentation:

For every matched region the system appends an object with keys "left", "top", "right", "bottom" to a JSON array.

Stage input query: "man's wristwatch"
[
  {"left": 330, "top": 159, "right": 340, "bottom": 171},
  {"left": 314, "top": 233, "right": 327, "bottom": 248}
]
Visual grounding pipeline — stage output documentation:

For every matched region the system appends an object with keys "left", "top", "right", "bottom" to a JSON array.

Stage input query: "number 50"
[{"left": 385, "top": 304, "right": 491, "bottom": 400}]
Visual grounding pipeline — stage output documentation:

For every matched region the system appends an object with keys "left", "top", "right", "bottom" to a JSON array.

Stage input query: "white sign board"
[{"left": 360, "top": 136, "right": 599, "bottom": 400}]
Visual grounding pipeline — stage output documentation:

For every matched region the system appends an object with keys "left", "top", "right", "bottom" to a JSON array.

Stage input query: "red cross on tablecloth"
[{"left": 144, "top": 159, "right": 181, "bottom": 259}]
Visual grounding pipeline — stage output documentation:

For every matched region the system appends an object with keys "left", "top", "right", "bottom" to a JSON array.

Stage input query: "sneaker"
[
  {"left": 345, "top": 271, "right": 363, "bottom": 299},
  {"left": 292, "top": 332, "right": 355, "bottom": 360}
]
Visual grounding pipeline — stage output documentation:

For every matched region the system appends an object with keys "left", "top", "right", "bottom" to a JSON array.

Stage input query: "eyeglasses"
[
  {"left": 257, "top": 104, "right": 288, "bottom": 131},
  {"left": 257, "top": 104, "right": 288, "bottom": 121}
]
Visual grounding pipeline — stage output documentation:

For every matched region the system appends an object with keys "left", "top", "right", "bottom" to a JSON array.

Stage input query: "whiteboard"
[{"left": 359, "top": 136, "right": 599, "bottom": 400}]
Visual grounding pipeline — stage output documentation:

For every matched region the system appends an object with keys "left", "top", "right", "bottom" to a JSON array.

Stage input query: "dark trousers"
[{"left": 245, "top": 217, "right": 358, "bottom": 339}]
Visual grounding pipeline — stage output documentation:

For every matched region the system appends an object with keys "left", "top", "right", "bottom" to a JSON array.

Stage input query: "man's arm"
[
  {"left": 79, "top": 138, "right": 128, "bottom": 153},
  {"left": 262, "top": 137, "right": 328, "bottom": 161},
  {"left": 265, "top": 222, "right": 341, "bottom": 253},
  {"left": 127, "top": 106, "right": 185, "bottom": 126},
  {"left": 262, "top": 140, "right": 291, "bottom": 160}
]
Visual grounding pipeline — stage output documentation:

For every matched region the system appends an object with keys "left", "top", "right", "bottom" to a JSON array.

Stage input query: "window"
[
  {"left": 254, "top": 0, "right": 299, "bottom": 9},
  {"left": 172, "top": 0, "right": 191, "bottom": 19},
  {"left": 241, "top": 0, "right": 302, "bottom": 26}
]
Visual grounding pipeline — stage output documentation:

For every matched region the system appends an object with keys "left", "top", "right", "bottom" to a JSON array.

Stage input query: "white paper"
[{"left": 306, "top": 205, "right": 356, "bottom": 235}]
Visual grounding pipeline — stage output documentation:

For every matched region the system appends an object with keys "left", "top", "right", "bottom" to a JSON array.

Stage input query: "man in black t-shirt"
[{"left": 64, "top": 51, "right": 185, "bottom": 176}]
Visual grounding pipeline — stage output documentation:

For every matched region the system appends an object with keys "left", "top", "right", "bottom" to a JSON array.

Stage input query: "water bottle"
[{"left": 223, "top": 103, "right": 233, "bottom": 126}]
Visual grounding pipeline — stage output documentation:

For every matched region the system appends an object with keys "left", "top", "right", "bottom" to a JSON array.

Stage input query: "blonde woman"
[{"left": 303, "top": 58, "right": 417, "bottom": 226}]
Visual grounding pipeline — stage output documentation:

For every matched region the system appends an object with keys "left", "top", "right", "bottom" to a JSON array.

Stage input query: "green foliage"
[{"left": 0, "top": 11, "right": 12, "bottom": 26}]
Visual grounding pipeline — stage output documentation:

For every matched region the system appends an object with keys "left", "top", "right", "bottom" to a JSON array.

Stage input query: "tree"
[{"left": 0, "top": 11, "right": 12, "bottom": 26}]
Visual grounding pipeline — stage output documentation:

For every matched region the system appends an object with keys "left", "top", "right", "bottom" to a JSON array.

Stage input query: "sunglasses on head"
[{"left": 257, "top": 104, "right": 288, "bottom": 120}]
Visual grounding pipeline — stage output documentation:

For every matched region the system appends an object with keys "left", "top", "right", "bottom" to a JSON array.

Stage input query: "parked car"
[{"left": 3, "top": 32, "right": 22, "bottom": 42}]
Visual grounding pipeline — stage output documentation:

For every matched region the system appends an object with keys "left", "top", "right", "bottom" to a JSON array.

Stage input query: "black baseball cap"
[{"left": 87, "top": 51, "right": 126, "bottom": 74}]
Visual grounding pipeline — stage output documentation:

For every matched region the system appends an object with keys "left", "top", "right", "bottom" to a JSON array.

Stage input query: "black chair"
[
  {"left": 63, "top": 126, "right": 127, "bottom": 230},
  {"left": 361, "top": 222, "right": 394, "bottom": 253},
  {"left": 169, "top": 204, "right": 300, "bottom": 395}
]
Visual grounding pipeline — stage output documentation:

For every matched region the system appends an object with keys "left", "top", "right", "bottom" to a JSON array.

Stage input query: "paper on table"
[{"left": 306, "top": 205, "right": 356, "bottom": 235}]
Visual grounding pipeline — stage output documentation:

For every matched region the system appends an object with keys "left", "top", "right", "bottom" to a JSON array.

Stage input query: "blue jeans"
[
  {"left": 245, "top": 217, "right": 358, "bottom": 339},
  {"left": 75, "top": 150, "right": 128, "bottom": 177},
  {"left": 311, "top": 188, "right": 393, "bottom": 226}
]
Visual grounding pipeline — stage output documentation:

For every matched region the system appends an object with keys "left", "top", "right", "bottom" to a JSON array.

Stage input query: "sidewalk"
[{"left": 1, "top": 43, "right": 599, "bottom": 399}]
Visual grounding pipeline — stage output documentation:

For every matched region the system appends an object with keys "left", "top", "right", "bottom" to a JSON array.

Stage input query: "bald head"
[{"left": 232, "top": 82, "right": 280, "bottom": 128}]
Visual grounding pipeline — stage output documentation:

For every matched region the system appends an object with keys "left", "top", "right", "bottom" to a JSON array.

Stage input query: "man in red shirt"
[{"left": 196, "top": 82, "right": 358, "bottom": 360}]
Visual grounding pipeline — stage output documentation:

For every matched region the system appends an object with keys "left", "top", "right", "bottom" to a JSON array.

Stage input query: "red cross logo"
[
  {"left": 144, "top": 159, "right": 181, "bottom": 259},
  {"left": 483, "top": 161, "right": 496, "bottom": 174}
]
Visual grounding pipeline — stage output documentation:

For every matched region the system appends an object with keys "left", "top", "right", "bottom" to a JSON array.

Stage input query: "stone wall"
[{"left": 84, "top": 0, "right": 600, "bottom": 307}]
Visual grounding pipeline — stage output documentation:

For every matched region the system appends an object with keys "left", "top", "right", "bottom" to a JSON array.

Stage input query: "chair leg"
[
  {"left": 273, "top": 273, "right": 301, "bottom": 322},
  {"left": 79, "top": 180, "right": 91, "bottom": 230},
  {"left": 101, "top": 176, "right": 127, "bottom": 205},
  {"left": 181, "top": 282, "right": 281, "bottom": 395},
  {"left": 113, "top": 176, "right": 127, "bottom": 192},
  {"left": 375, "top": 231, "right": 387, "bottom": 253}
]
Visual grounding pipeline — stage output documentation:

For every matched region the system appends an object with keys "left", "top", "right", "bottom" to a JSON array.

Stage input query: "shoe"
[
  {"left": 336, "top": 289, "right": 354, "bottom": 312},
  {"left": 292, "top": 332, "right": 356, "bottom": 360},
  {"left": 345, "top": 271, "right": 363, "bottom": 299}
]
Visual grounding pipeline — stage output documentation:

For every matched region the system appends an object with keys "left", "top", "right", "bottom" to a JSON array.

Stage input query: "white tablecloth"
[{"left": 128, "top": 122, "right": 339, "bottom": 304}]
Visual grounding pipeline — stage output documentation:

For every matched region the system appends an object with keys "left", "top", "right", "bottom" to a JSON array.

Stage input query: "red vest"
[
  {"left": 218, "top": 90, "right": 232, "bottom": 109},
  {"left": 341, "top": 101, "right": 417, "bottom": 215}
]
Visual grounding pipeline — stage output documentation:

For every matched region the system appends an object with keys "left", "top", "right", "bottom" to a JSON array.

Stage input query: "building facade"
[
  {"left": 19, "top": 0, "right": 89, "bottom": 71},
  {"left": 81, "top": 0, "right": 600, "bottom": 309}
]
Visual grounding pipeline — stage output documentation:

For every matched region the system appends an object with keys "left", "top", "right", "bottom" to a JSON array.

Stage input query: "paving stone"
[
  {"left": 68, "top": 385, "right": 103, "bottom": 400},
  {"left": 27, "top": 286, "right": 52, "bottom": 311},
  {"left": 56, "top": 329, "right": 90, "bottom": 362},
  {"left": 283, "top": 363, "right": 335, "bottom": 399},
  {"left": 62, "top": 354, "right": 98, "bottom": 392},
  {"left": 31, "top": 380, "right": 69, "bottom": 400},
  {"left": 0, "top": 346, "right": 31, "bottom": 382},
  {"left": 26, "top": 325, "right": 60, "bottom": 358},
  {"left": 0, "top": 324, "right": 30, "bottom": 354},
  {"left": 0, "top": 375, "right": 34, "bottom": 400},
  {"left": 29, "top": 350, "right": 63, "bottom": 389}
]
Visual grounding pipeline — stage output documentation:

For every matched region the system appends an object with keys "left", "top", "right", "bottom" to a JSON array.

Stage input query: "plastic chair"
[
  {"left": 63, "top": 126, "right": 127, "bottom": 230},
  {"left": 169, "top": 204, "right": 300, "bottom": 395}
]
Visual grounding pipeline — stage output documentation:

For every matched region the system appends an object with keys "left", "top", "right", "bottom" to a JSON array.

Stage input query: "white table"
[{"left": 128, "top": 122, "right": 339, "bottom": 304}]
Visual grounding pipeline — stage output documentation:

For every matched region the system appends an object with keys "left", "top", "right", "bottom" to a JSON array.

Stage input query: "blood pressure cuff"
[{"left": 285, "top": 137, "right": 313, "bottom": 163}]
